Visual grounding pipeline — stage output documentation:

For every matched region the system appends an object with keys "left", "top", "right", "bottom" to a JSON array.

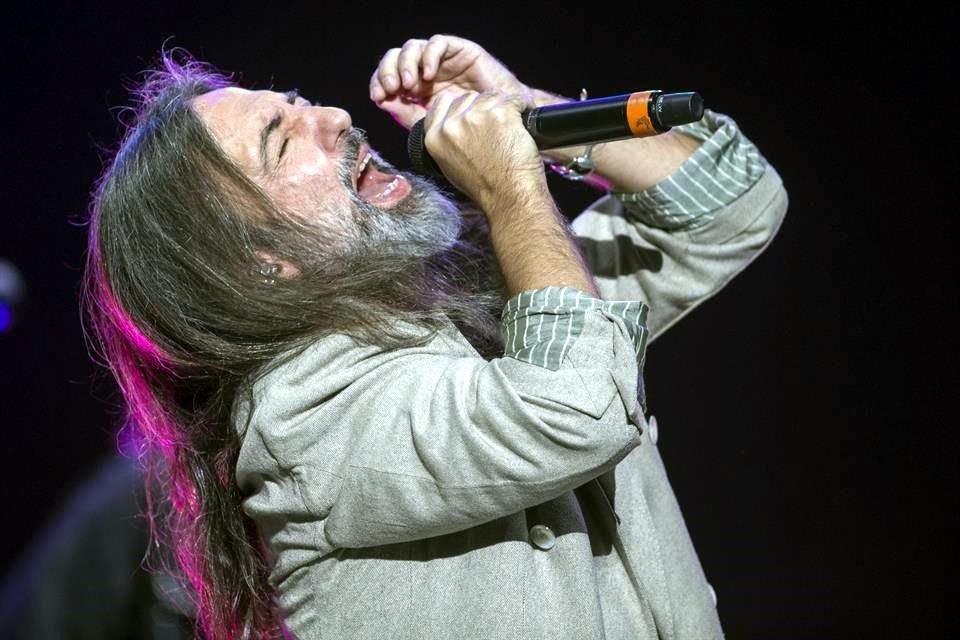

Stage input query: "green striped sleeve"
[
  {"left": 613, "top": 109, "right": 768, "bottom": 230},
  {"left": 499, "top": 286, "right": 649, "bottom": 371}
]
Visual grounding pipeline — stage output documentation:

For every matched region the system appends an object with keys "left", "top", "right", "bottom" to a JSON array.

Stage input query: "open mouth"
[{"left": 354, "top": 146, "right": 411, "bottom": 208}]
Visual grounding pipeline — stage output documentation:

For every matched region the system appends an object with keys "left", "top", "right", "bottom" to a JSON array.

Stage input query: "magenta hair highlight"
[
  {"left": 82, "top": 46, "right": 297, "bottom": 640},
  {"left": 86, "top": 254, "right": 221, "bottom": 637}
]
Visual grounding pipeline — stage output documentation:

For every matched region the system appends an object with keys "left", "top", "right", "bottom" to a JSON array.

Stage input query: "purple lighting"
[
  {"left": 0, "top": 303, "right": 12, "bottom": 333},
  {"left": 1, "top": 258, "right": 24, "bottom": 333}
]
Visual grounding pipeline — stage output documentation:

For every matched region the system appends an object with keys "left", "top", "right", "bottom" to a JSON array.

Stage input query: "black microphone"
[{"left": 407, "top": 90, "right": 704, "bottom": 176}]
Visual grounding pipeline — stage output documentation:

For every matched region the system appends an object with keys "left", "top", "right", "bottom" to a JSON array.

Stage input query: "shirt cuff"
[
  {"left": 612, "top": 109, "right": 768, "bottom": 230},
  {"left": 499, "top": 286, "right": 649, "bottom": 371}
]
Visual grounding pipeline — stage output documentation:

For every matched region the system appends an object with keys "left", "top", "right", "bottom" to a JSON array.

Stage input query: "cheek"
[
  {"left": 268, "top": 173, "right": 357, "bottom": 232},
  {"left": 273, "top": 167, "right": 348, "bottom": 209},
  {"left": 289, "top": 154, "right": 330, "bottom": 180}
]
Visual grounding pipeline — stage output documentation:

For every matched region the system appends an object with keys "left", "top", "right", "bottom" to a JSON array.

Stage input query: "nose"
[{"left": 301, "top": 106, "right": 352, "bottom": 153}]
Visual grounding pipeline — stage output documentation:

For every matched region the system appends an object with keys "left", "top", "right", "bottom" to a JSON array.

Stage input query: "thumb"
[{"left": 375, "top": 97, "right": 427, "bottom": 130}]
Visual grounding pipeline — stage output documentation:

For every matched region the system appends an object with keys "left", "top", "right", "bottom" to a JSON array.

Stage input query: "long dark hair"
[{"left": 82, "top": 50, "right": 502, "bottom": 640}]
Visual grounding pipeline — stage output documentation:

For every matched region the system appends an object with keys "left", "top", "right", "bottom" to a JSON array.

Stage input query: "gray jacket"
[{"left": 235, "top": 110, "right": 788, "bottom": 640}]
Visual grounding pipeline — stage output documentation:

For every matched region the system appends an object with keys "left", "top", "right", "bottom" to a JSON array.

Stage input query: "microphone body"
[{"left": 407, "top": 90, "right": 704, "bottom": 176}]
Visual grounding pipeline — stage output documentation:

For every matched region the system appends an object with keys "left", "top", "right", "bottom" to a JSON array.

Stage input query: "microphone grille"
[
  {"left": 407, "top": 119, "right": 440, "bottom": 175},
  {"left": 657, "top": 92, "right": 705, "bottom": 128}
]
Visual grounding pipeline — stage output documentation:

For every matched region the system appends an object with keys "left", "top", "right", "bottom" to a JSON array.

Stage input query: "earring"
[{"left": 258, "top": 262, "right": 281, "bottom": 285}]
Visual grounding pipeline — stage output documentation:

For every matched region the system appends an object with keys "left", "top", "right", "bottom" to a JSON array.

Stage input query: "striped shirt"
[
  {"left": 614, "top": 108, "right": 766, "bottom": 230},
  {"left": 498, "top": 108, "right": 764, "bottom": 372},
  {"left": 499, "top": 286, "right": 649, "bottom": 371}
]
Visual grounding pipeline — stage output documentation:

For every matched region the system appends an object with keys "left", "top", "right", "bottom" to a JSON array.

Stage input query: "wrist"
[
  {"left": 486, "top": 197, "right": 598, "bottom": 298},
  {"left": 474, "top": 168, "right": 551, "bottom": 222}
]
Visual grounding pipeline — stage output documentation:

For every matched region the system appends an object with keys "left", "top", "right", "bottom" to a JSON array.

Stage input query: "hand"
[
  {"left": 420, "top": 89, "right": 546, "bottom": 213},
  {"left": 369, "top": 35, "right": 534, "bottom": 130}
]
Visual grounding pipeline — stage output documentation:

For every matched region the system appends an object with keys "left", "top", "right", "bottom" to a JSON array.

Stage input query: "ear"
[{"left": 254, "top": 250, "right": 301, "bottom": 279}]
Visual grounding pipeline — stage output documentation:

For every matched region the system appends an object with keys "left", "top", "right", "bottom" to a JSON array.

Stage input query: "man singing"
[{"left": 83, "top": 34, "right": 787, "bottom": 640}]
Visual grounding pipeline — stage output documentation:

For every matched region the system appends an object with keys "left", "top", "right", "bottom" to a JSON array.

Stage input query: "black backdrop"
[{"left": 0, "top": 3, "right": 954, "bottom": 638}]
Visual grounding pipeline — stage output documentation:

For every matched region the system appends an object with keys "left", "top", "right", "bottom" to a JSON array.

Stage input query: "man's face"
[{"left": 191, "top": 87, "right": 425, "bottom": 240}]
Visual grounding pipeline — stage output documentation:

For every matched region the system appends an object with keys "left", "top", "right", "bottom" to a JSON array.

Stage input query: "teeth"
[
  {"left": 358, "top": 153, "right": 371, "bottom": 174},
  {"left": 376, "top": 176, "right": 400, "bottom": 199}
]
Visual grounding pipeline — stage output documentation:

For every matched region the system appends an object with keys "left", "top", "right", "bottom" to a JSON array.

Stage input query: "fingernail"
[{"left": 401, "top": 70, "right": 413, "bottom": 86}]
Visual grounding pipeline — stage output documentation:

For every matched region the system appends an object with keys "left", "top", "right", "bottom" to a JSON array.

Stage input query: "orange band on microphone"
[{"left": 626, "top": 91, "right": 657, "bottom": 137}]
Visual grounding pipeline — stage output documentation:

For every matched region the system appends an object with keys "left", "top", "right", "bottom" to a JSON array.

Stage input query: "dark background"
[{"left": 0, "top": 2, "right": 954, "bottom": 638}]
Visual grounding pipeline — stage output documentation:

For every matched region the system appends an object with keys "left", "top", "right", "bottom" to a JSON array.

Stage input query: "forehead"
[
  {"left": 191, "top": 86, "right": 272, "bottom": 124},
  {"left": 191, "top": 87, "right": 279, "bottom": 163}
]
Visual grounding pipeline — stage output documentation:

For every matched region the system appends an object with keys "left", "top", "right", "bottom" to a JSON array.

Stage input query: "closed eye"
[{"left": 275, "top": 91, "right": 298, "bottom": 164}]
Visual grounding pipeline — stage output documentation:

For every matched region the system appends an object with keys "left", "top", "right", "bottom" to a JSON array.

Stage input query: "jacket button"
[
  {"left": 529, "top": 524, "right": 556, "bottom": 550},
  {"left": 708, "top": 582, "right": 717, "bottom": 606},
  {"left": 648, "top": 414, "right": 659, "bottom": 444}
]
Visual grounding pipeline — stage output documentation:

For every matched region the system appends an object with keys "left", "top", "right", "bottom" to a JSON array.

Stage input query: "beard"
[
  {"left": 260, "top": 128, "right": 503, "bottom": 356},
  {"left": 349, "top": 159, "right": 462, "bottom": 257},
  {"left": 335, "top": 129, "right": 462, "bottom": 259}
]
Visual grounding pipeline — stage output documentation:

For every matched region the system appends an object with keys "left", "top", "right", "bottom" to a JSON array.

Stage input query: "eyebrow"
[{"left": 258, "top": 90, "right": 300, "bottom": 171}]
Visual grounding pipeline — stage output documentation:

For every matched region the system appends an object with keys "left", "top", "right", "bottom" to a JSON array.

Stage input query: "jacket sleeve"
[
  {"left": 242, "top": 287, "right": 649, "bottom": 549},
  {"left": 571, "top": 109, "right": 789, "bottom": 342}
]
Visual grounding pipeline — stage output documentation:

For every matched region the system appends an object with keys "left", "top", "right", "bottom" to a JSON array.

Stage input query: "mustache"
[{"left": 337, "top": 127, "right": 369, "bottom": 190}]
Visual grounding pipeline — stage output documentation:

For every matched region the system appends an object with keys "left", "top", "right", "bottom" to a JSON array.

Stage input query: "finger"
[
  {"left": 421, "top": 85, "right": 467, "bottom": 114},
  {"left": 374, "top": 96, "right": 427, "bottom": 130},
  {"left": 421, "top": 34, "right": 453, "bottom": 80},
  {"left": 426, "top": 89, "right": 480, "bottom": 131},
  {"left": 423, "top": 89, "right": 459, "bottom": 133},
  {"left": 373, "top": 47, "right": 403, "bottom": 97},
  {"left": 424, "top": 91, "right": 481, "bottom": 165},
  {"left": 369, "top": 71, "right": 386, "bottom": 103},
  {"left": 397, "top": 39, "right": 427, "bottom": 90},
  {"left": 435, "top": 33, "right": 469, "bottom": 53},
  {"left": 444, "top": 90, "right": 483, "bottom": 123},
  {"left": 500, "top": 92, "right": 530, "bottom": 116}
]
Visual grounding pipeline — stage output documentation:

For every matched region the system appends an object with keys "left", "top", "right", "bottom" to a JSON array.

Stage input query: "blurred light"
[
  {"left": 0, "top": 258, "right": 25, "bottom": 334},
  {"left": 0, "top": 303, "right": 12, "bottom": 333}
]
